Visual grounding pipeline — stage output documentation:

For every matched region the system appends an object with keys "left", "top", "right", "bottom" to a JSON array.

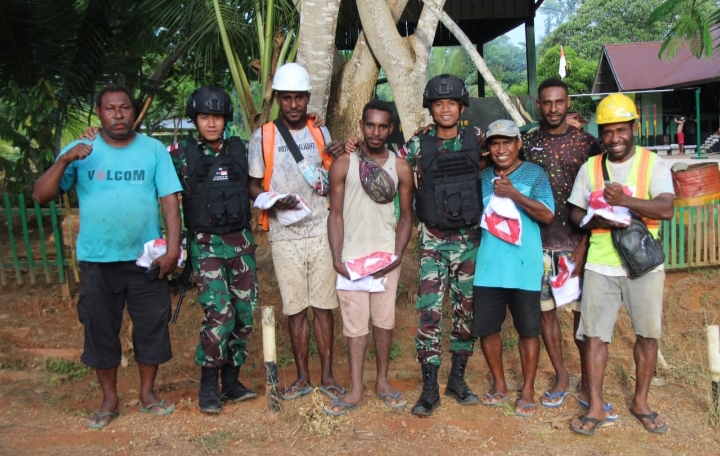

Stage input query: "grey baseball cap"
[{"left": 485, "top": 119, "right": 521, "bottom": 139}]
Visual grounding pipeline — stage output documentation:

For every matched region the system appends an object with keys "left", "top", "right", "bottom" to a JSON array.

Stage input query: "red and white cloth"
[
  {"left": 580, "top": 186, "right": 633, "bottom": 227},
  {"left": 336, "top": 251, "right": 397, "bottom": 292},
  {"left": 481, "top": 194, "right": 522, "bottom": 245},
  {"left": 136, "top": 239, "right": 183, "bottom": 269},
  {"left": 550, "top": 255, "right": 580, "bottom": 307}
]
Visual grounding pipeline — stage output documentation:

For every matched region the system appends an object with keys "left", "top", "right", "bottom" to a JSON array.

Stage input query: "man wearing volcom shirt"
[
  {"left": 248, "top": 63, "right": 345, "bottom": 401},
  {"left": 33, "top": 85, "right": 181, "bottom": 429},
  {"left": 521, "top": 78, "right": 601, "bottom": 410}
]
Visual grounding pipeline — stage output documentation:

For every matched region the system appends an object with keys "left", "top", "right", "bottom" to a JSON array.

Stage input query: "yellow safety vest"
[{"left": 586, "top": 146, "right": 659, "bottom": 266}]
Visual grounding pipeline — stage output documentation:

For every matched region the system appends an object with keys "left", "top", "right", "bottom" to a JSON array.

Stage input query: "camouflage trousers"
[
  {"left": 415, "top": 225, "right": 480, "bottom": 366},
  {"left": 192, "top": 253, "right": 258, "bottom": 368}
]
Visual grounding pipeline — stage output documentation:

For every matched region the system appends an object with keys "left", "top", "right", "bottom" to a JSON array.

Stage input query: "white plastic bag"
[
  {"left": 253, "top": 192, "right": 312, "bottom": 226},
  {"left": 336, "top": 275, "right": 387, "bottom": 292},
  {"left": 480, "top": 194, "right": 522, "bottom": 245},
  {"left": 136, "top": 239, "right": 183, "bottom": 269},
  {"left": 549, "top": 255, "right": 581, "bottom": 307}
]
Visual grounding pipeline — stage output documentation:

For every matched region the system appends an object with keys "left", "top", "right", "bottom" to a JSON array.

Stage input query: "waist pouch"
[{"left": 611, "top": 217, "right": 665, "bottom": 278}]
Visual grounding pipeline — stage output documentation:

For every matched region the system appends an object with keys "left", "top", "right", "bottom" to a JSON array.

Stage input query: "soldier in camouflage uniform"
[
  {"left": 400, "top": 75, "right": 486, "bottom": 416},
  {"left": 169, "top": 86, "right": 258, "bottom": 414}
]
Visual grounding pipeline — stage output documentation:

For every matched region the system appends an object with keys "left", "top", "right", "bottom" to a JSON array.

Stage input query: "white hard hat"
[{"left": 272, "top": 63, "right": 312, "bottom": 92}]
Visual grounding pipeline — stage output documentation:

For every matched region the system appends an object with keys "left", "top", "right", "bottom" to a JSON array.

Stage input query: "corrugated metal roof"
[{"left": 598, "top": 40, "right": 720, "bottom": 92}]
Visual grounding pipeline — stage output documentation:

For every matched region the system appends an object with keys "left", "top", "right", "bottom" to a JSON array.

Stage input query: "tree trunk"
[
  {"left": 357, "top": 0, "right": 444, "bottom": 141},
  {"left": 326, "top": 0, "right": 409, "bottom": 141},
  {"left": 295, "top": 0, "right": 342, "bottom": 118},
  {"left": 420, "top": 0, "right": 526, "bottom": 126}
]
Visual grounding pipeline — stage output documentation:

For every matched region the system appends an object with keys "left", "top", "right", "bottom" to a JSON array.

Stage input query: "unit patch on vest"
[{"left": 213, "top": 166, "right": 229, "bottom": 182}]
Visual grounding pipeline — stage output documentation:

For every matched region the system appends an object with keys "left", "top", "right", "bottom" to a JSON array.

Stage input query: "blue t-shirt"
[
  {"left": 59, "top": 134, "right": 182, "bottom": 262},
  {"left": 474, "top": 162, "right": 554, "bottom": 291}
]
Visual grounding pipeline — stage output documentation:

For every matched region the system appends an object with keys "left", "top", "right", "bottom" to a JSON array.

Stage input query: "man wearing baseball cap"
[{"left": 471, "top": 119, "right": 555, "bottom": 418}]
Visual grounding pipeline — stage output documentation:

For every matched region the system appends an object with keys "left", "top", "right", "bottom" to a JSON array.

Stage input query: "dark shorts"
[
  {"left": 470, "top": 286, "right": 541, "bottom": 338},
  {"left": 77, "top": 261, "right": 172, "bottom": 369}
]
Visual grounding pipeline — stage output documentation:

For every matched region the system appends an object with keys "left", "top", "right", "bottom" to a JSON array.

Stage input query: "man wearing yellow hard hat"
[{"left": 566, "top": 93, "right": 675, "bottom": 435}]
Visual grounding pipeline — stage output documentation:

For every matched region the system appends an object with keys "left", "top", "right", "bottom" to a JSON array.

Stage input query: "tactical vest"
[
  {"left": 415, "top": 131, "right": 481, "bottom": 230},
  {"left": 182, "top": 138, "right": 251, "bottom": 235}
]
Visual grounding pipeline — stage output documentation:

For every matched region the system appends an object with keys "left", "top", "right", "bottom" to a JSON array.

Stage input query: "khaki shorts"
[
  {"left": 540, "top": 249, "right": 581, "bottom": 312},
  {"left": 271, "top": 234, "right": 338, "bottom": 316},
  {"left": 577, "top": 269, "right": 665, "bottom": 343},
  {"left": 337, "top": 267, "right": 400, "bottom": 337}
]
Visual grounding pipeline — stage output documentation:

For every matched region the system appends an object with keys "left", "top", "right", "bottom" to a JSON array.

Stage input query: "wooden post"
[
  {"left": 707, "top": 325, "right": 720, "bottom": 411},
  {"left": 262, "top": 306, "right": 280, "bottom": 413}
]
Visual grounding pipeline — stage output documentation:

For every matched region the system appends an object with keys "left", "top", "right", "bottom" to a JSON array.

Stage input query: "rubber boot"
[
  {"left": 411, "top": 363, "right": 441, "bottom": 416},
  {"left": 198, "top": 367, "right": 222, "bottom": 414},
  {"left": 445, "top": 354, "right": 479, "bottom": 405},
  {"left": 220, "top": 364, "right": 257, "bottom": 403}
]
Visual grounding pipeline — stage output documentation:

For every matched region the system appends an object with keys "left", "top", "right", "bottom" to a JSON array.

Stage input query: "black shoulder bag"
[{"left": 602, "top": 153, "right": 665, "bottom": 278}]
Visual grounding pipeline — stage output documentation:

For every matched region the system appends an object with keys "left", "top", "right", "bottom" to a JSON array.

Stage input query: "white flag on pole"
[{"left": 559, "top": 45, "right": 567, "bottom": 80}]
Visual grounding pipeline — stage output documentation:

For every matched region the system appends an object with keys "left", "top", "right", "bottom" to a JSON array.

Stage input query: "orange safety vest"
[
  {"left": 586, "top": 146, "right": 660, "bottom": 266},
  {"left": 258, "top": 121, "right": 331, "bottom": 230}
]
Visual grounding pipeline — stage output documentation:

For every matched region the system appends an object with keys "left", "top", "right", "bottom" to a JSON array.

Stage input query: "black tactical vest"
[
  {"left": 182, "top": 138, "right": 251, "bottom": 235},
  {"left": 415, "top": 130, "right": 481, "bottom": 230}
]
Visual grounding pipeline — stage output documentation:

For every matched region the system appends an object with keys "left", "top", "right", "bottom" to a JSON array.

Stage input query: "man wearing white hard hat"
[{"left": 249, "top": 62, "right": 345, "bottom": 401}]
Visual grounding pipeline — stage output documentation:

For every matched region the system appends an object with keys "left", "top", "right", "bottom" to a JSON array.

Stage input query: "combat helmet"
[
  {"left": 186, "top": 86, "right": 234, "bottom": 121},
  {"left": 423, "top": 74, "right": 469, "bottom": 108}
]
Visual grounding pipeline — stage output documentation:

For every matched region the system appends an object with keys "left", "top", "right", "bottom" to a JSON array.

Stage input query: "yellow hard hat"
[{"left": 595, "top": 93, "right": 639, "bottom": 125}]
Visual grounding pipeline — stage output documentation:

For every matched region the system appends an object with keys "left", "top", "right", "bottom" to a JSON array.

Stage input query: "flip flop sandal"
[
  {"left": 571, "top": 415, "right": 605, "bottom": 436},
  {"left": 481, "top": 392, "right": 509, "bottom": 406},
  {"left": 318, "top": 385, "right": 347, "bottom": 401},
  {"left": 630, "top": 410, "right": 668, "bottom": 434},
  {"left": 377, "top": 391, "right": 407, "bottom": 410},
  {"left": 139, "top": 399, "right": 175, "bottom": 416},
  {"left": 323, "top": 397, "right": 361, "bottom": 417},
  {"left": 541, "top": 391, "right": 570, "bottom": 408},
  {"left": 280, "top": 384, "right": 313, "bottom": 401},
  {"left": 515, "top": 399, "right": 537, "bottom": 418},
  {"left": 86, "top": 411, "right": 118, "bottom": 429},
  {"left": 578, "top": 398, "right": 619, "bottom": 421}
]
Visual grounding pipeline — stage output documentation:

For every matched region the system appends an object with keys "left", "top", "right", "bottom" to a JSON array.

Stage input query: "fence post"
[
  {"left": 3, "top": 194, "right": 23, "bottom": 285},
  {"left": 18, "top": 194, "right": 37, "bottom": 284}
]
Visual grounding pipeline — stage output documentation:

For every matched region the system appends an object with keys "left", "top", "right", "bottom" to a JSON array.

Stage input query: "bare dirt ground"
[{"left": 1, "top": 231, "right": 720, "bottom": 455}]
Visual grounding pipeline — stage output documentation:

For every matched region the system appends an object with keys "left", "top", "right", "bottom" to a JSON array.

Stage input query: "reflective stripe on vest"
[
  {"left": 587, "top": 146, "right": 659, "bottom": 266},
  {"left": 258, "top": 121, "right": 330, "bottom": 230}
]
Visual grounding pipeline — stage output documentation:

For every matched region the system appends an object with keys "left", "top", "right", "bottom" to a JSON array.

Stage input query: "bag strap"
[
  {"left": 185, "top": 137, "right": 202, "bottom": 178},
  {"left": 601, "top": 153, "right": 611, "bottom": 186},
  {"left": 273, "top": 119, "right": 305, "bottom": 164}
]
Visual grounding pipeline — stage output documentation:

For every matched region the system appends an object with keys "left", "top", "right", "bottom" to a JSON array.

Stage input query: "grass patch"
[
  {"left": 44, "top": 358, "right": 87, "bottom": 380},
  {"left": 277, "top": 356, "right": 294, "bottom": 368},
  {"left": 192, "top": 430, "right": 234, "bottom": 454},
  {"left": 298, "top": 389, "right": 347, "bottom": 437},
  {"left": 613, "top": 359, "right": 631, "bottom": 387},
  {"left": 501, "top": 333, "right": 519, "bottom": 348},
  {"left": 308, "top": 332, "right": 318, "bottom": 358},
  {"left": 396, "top": 282, "right": 407, "bottom": 299},
  {"left": 0, "top": 358, "right": 25, "bottom": 370},
  {"left": 368, "top": 340, "right": 402, "bottom": 361}
]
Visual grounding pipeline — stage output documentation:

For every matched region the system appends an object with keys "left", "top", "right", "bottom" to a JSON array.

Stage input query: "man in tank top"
[{"left": 324, "top": 99, "right": 414, "bottom": 416}]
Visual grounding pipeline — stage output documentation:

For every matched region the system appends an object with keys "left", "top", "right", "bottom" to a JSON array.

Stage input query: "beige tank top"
[{"left": 341, "top": 151, "right": 399, "bottom": 261}]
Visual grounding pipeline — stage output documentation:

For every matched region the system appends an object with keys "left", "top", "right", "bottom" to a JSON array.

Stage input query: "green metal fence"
[
  {"left": 663, "top": 204, "right": 720, "bottom": 270},
  {"left": 0, "top": 194, "right": 72, "bottom": 287},
  {"left": 1, "top": 196, "right": 719, "bottom": 286}
]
